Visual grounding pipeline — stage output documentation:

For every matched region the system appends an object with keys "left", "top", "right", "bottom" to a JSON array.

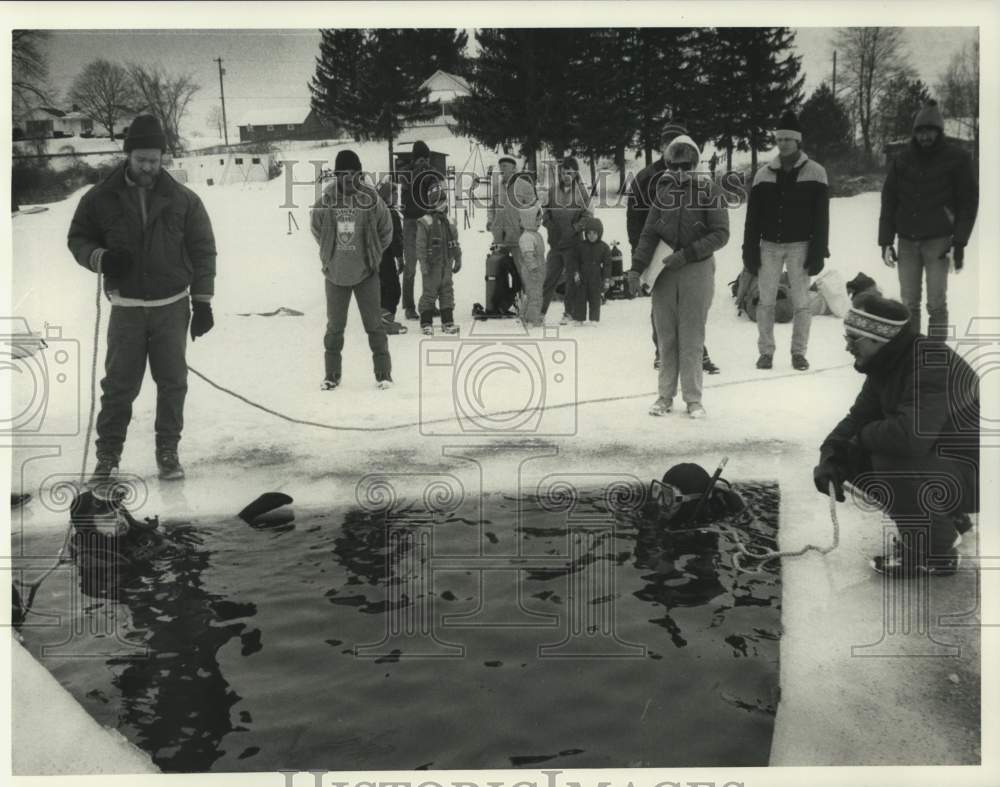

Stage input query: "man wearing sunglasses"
[
  {"left": 742, "top": 110, "right": 829, "bottom": 372},
  {"left": 813, "top": 295, "right": 979, "bottom": 577}
]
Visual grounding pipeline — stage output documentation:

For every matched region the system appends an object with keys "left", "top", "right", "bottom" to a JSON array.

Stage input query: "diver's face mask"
[{"left": 650, "top": 479, "right": 704, "bottom": 520}]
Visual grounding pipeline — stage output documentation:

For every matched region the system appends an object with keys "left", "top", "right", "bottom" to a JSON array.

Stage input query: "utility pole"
[{"left": 214, "top": 57, "right": 229, "bottom": 147}]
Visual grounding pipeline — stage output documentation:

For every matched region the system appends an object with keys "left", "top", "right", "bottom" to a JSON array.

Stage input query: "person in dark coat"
[
  {"left": 567, "top": 216, "right": 611, "bottom": 324},
  {"left": 399, "top": 140, "right": 442, "bottom": 321},
  {"left": 878, "top": 100, "right": 979, "bottom": 336},
  {"left": 813, "top": 296, "right": 979, "bottom": 577},
  {"left": 541, "top": 156, "right": 591, "bottom": 321},
  {"left": 376, "top": 180, "right": 406, "bottom": 334},
  {"left": 67, "top": 115, "right": 217, "bottom": 483}
]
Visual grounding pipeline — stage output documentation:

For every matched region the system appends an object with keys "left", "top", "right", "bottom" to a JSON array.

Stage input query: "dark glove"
[
  {"left": 663, "top": 251, "right": 686, "bottom": 270},
  {"left": 99, "top": 247, "right": 132, "bottom": 278},
  {"left": 626, "top": 270, "right": 641, "bottom": 298},
  {"left": 881, "top": 245, "right": 897, "bottom": 268},
  {"left": 742, "top": 245, "right": 761, "bottom": 275},
  {"left": 805, "top": 247, "right": 826, "bottom": 276},
  {"left": 954, "top": 244, "right": 964, "bottom": 270},
  {"left": 452, "top": 255, "right": 462, "bottom": 274},
  {"left": 190, "top": 301, "right": 214, "bottom": 341},
  {"left": 813, "top": 460, "right": 846, "bottom": 502}
]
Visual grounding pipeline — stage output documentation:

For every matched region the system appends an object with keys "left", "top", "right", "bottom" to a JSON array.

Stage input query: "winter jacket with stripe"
[
  {"left": 742, "top": 153, "right": 829, "bottom": 269},
  {"left": 67, "top": 163, "right": 217, "bottom": 301},
  {"left": 878, "top": 136, "right": 978, "bottom": 248}
]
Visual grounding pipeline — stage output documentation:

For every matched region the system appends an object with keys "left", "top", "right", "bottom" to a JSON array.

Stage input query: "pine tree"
[
  {"left": 876, "top": 75, "right": 930, "bottom": 148},
  {"left": 452, "top": 29, "right": 564, "bottom": 172},
  {"left": 309, "top": 29, "right": 467, "bottom": 172},
  {"left": 705, "top": 28, "right": 804, "bottom": 172},
  {"left": 800, "top": 83, "right": 852, "bottom": 162}
]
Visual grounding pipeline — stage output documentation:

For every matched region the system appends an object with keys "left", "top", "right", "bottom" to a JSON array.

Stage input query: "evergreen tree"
[
  {"left": 453, "top": 28, "right": 575, "bottom": 173},
  {"left": 799, "top": 82, "right": 852, "bottom": 162},
  {"left": 876, "top": 75, "right": 930, "bottom": 148},
  {"left": 309, "top": 28, "right": 467, "bottom": 172},
  {"left": 705, "top": 28, "right": 804, "bottom": 172}
]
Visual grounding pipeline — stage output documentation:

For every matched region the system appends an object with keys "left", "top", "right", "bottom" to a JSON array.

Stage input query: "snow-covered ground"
[
  {"left": 7, "top": 137, "right": 992, "bottom": 769},
  {"left": 8, "top": 136, "right": 984, "bottom": 520}
]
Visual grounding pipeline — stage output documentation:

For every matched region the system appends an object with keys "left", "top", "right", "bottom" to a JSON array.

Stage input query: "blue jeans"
[
  {"left": 897, "top": 236, "right": 951, "bottom": 336},
  {"left": 757, "top": 240, "right": 811, "bottom": 356}
]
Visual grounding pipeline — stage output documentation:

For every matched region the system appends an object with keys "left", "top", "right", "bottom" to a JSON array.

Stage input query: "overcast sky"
[{"left": 39, "top": 27, "right": 978, "bottom": 140}]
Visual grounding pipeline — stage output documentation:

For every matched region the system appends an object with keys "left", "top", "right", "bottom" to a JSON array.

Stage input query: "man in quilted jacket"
[
  {"left": 878, "top": 100, "right": 978, "bottom": 336},
  {"left": 67, "top": 115, "right": 216, "bottom": 483}
]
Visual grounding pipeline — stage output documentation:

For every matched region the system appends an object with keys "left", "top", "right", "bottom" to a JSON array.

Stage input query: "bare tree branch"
[
  {"left": 126, "top": 63, "right": 200, "bottom": 155},
  {"left": 69, "top": 59, "right": 143, "bottom": 140}
]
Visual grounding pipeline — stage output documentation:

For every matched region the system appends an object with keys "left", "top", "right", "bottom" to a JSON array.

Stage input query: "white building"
[
  {"left": 398, "top": 70, "right": 471, "bottom": 143},
  {"left": 168, "top": 152, "right": 272, "bottom": 186},
  {"left": 22, "top": 106, "right": 94, "bottom": 138}
]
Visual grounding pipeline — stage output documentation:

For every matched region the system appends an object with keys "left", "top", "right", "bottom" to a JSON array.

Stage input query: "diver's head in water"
[{"left": 651, "top": 462, "right": 746, "bottom": 525}]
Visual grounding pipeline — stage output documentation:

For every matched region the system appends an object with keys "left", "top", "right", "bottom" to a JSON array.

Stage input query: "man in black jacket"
[
  {"left": 743, "top": 110, "right": 829, "bottom": 372},
  {"left": 813, "top": 296, "right": 979, "bottom": 577},
  {"left": 399, "top": 140, "right": 442, "bottom": 321},
  {"left": 67, "top": 115, "right": 217, "bottom": 482},
  {"left": 878, "top": 100, "right": 979, "bottom": 336}
]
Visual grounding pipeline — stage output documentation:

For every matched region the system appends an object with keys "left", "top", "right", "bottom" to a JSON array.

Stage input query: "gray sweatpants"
[{"left": 651, "top": 258, "right": 715, "bottom": 404}]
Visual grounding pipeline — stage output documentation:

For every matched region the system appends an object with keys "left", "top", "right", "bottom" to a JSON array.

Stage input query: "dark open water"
[{"left": 14, "top": 482, "right": 781, "bottom": 772}]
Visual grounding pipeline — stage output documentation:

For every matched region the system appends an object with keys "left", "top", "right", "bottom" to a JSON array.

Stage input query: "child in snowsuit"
[
  {"left": 517, "top": 204, "right": 546, "bottom": 327},
  {"left": 416, "top": 183, "right": 462, "bottom": 335},
  {"left": 568, "top": 216, "right": 612, "bottom": 324}
]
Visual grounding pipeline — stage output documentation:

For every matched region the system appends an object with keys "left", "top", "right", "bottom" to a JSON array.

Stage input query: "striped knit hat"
[{"left": 844, "top": 295, "right": 910, "bottom": 343}]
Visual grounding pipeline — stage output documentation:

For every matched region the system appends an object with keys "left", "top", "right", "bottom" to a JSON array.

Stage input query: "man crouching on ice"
[{"left": 813, "top": 295, "right": 979, "bottom": 577}]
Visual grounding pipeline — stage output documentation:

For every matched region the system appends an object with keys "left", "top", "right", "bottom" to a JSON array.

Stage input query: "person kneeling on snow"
[
  {"left": 566, "top": 217, "right": 611, "bottom": 325},
  {"left": 813, "top": 296, "right": 979, "bottom": 577},
  {"left": 310, "top": 150, "right": 394, "bottom": 390},
  {"left": 416, "top": 182, "right": 462, "bottom": 335}
]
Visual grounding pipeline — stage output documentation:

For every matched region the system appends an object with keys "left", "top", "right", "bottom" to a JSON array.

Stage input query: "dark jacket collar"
[
  {"left": 105, "top": 161, "right": 176, "bottom": 197},
  {"left": 768, "top": 151, "right": 810, "bottom": 171},
  {"left": 862, "top": 328, "right": 918, "bottom": 379}
]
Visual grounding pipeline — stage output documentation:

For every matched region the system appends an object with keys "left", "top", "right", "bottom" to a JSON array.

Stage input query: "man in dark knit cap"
[
  {"left": 310, "top": 149, "right": 394, "bottom": 390},
  {"left": 878, "top": 100, "right": 979, "bottom": 336},
  {"left": 743, "top": 109, "right": 829, "bottom": 372},
  {"left": 399, "top": 140, "right": 442, "bottom": 321},
  {"left": 68, "top": 114, "right": 217, "bottom": 482},
  {"left": 814, "top": 295, "right": 979, "bottom": 577}
]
